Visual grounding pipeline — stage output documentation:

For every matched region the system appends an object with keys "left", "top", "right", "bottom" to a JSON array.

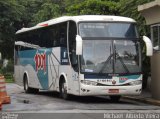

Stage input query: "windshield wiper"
[
  {"left": 98, "top": 52, "right": 130, "bottom": 74},
  {"left": 98, "top": 43, "right": 113, "bottom": 74},
  {"left": 98, "top": 53, "right": 114, "bottom": 74},
  {"left": 114, "top": 43, "right": 130, "bottom": 73},
  {"left": 115, "top": 52, "right": 130, "bottom": 73}
]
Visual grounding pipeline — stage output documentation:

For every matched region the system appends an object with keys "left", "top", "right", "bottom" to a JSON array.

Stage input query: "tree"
[
  {"left": 119, "top": 0, "right": 154, "bottom": 35},
  {"left": 32, "top": 0, "right": 60, "bottom": 24},
  {"left": 66, "top": 0, "right": 119, "bottom": 16},
  {"left": 0, "top": 0, "right": 24, "bottom": 59}
]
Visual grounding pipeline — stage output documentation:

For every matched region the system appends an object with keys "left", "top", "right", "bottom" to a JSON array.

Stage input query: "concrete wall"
[
  {"left": 140, "top": 6, "right": 160, "bottom": 25},
  {"left": 138, "top": 0, "right": 160, "bottom": 25},
  {"left": 151, "top": 52, "right": 160, "bottom": 99}
]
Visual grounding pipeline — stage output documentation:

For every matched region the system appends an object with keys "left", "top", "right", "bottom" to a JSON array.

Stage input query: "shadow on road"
[{"left": 35, "top": 91, "right": 140, "bottom": 105}]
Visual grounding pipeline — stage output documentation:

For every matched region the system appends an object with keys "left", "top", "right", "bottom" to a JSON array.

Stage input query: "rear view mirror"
[
  {"left": 143, "top": 36, "right": 153, "bottom": 56},
  {"left": 0, "top": 52, "right": 1, "bottom": 60},
  {"left": 76, "top": 35, "right": 83, "bottom": 55}
]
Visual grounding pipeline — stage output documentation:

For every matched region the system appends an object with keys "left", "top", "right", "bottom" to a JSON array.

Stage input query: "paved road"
[
  {"left": 2, "top": 83, "right": 160, "bottom": 112},
  {"left": 1, "top": 83, "right": 160, "bottom": 119}
]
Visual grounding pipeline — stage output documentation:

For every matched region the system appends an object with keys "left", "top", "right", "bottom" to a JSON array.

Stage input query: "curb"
[{"left": 123, "top": 96, "right": 160, "bottom": 106}]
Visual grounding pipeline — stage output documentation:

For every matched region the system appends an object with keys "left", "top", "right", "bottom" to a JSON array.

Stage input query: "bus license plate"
[{"left": 108, "top": 89, "right": 119, "bottom": 93}]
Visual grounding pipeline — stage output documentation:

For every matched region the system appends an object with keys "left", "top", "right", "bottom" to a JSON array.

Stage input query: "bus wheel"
[
  {"left": 24, "top": 75, "right": 38, "bottom": 93},
  {"left": 109, "top": 95, "right": 121, "bottom": 102},
  {"left": 24, "top": 75, "right": 31, "bottom": 93},
  {"left": 60, "top": 80, "right": 69, "bottom": 100}
]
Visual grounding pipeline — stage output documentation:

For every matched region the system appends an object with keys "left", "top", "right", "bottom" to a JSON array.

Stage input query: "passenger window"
[{"left": 69, "top": 21, "right": 78, "bottom": 71}]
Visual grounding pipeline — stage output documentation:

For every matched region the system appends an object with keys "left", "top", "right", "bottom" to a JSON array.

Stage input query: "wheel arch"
[
  {"left": 23, "top": 71, "right": 29, "bottom": 86},
  {"left": 59, "top": 73, "right": 68, "bottom": 90}
]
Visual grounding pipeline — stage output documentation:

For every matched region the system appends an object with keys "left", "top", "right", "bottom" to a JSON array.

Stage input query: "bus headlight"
[
  {"left": 81, "top": 80, "right": 97, "bottom": 86},
  {"left": 129, "top": 80, "right": 142, "bottom": 85}
]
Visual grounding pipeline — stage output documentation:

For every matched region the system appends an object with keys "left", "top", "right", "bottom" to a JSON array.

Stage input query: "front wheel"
[
  {"left": 60, "top": 80, "right": 69, "bottom": 100},
  {"left": 109, "top": 95, "right": 121, "bottom": 102}
]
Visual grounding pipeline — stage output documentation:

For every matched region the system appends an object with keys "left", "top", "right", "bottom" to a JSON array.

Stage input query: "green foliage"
[
  {"left": 0, "top": 59, "right": 14, "bottom": 74},
  {"left": 119, "top": 0, "right": 154, "bottom": 35},
  {"left": 0, "top": 0, "right": 24, "bottom": 59},
  {"left": 16, "top": 0, "right": 44, "bottom": 27},
  {"left": 33, "top": 0, "right": 60, "bottom": 24},
  {"left": 66, "top": 0, "right": 118, "bottom": 15}
]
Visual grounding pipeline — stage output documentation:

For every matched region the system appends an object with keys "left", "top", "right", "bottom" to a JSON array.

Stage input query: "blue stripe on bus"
[{"left": 123, "top": 75, "right": 141, "bottom": 79}]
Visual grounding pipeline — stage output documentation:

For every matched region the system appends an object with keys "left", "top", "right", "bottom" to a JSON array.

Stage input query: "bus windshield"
[
  {"left": 79, "top": 22, "right": 138, "bottom": 38},
  {"left": 79, "top": 22, "right": 141, "bottom": 75},
  {"left": 81, "top": 40, "right": 141, "bottom": 74}
]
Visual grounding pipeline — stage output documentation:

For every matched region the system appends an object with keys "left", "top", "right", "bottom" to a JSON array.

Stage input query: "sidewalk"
[{"left": 123, "top": 90, "right": 160, "bottom": 106}]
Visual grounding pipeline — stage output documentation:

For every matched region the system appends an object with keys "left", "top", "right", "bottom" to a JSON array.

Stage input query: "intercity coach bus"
[{"left": 14, "top": 15, "right": 152, "bottom": 101}]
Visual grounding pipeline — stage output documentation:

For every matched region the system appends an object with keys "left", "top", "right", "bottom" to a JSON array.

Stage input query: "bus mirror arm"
[
  {"left": 142, "top": 36, "right": 153, "bottom": 56},
  {"left": 76, "top": 35, "right": 83, "bottom": 55}
]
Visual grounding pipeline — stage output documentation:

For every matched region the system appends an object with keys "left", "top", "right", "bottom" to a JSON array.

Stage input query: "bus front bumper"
[{"left": 79, "top": 84, "right": 142, "bottom": 96}]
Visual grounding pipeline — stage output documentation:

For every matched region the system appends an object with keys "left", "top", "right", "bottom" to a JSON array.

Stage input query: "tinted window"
[
  {"left": 152, "top": 25, "right": 159, "bottom": 49},
  {"left": 16, "top": 22, "right": 68, "bottom": 50},
  {"left": 79, "top": 22, "right": 138, "bottom": 38},
  {"left": 68, "top": 21, "right": 78, "bottom": 71}
]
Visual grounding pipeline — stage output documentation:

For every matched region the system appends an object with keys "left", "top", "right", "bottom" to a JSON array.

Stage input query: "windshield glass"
[
  {"left": 81, "top": 40, "right": 141, "bottom": 74},
  {"left": 114, "top": 40, "right": 140, "bottom": 73},
  {"left": 79, "top": 22, "right": 138, "bottom": 38},
  {"left": 81, "top": 40, "right": 113, "bottom": 73}
]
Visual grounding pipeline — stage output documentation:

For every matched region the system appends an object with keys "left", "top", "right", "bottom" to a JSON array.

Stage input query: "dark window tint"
[
  {"left": 152, "top": 26, "right": 159, "bottom": 48},
  {"left": 16, "top": 22, "right": 68, "bottom": 50},
  {"left": 68, "top": 21, "right": 78, "bottom": 71},
  {"left": 79, "top": 22, "right": 138, "bottom": 38}
]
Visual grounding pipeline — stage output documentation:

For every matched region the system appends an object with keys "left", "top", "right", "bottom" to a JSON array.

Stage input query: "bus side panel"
[
  {"left": 17, "top": 49, "right": 56, "bottom": 90},
  {"left": 47, "top": 47, "right": 61, "bottom": 91},
  {"left": 14, "top": 65, "right": 23, "bottom": 86},
  {"left": 14, "top": 48, "right": 23, "bottom": 86},
  {"left": 70, "top": 70, "right": 80, "bottom": 95},
  {"left": 17, "top": 50, "right": 42, "bottom": 89},
  {"left": 58, "top": 47, "right": 80, "bottom": 95},
  {"left": 59, "top": 66, "right": 80, "bottom": 95}
]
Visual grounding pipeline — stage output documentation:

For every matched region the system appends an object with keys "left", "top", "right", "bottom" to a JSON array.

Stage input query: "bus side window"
[
  {"left": 69, "top": 21, "right": 78, "bottom": 71},
  {"left": 55, "top": 24, "right": 60, "bottom": 46},
  {"left": 60, "top": 30, "right": 65, "bottom": 46},
  {"left": 52, "top": 28, "right": 57, "bottom": 47},
  {"left": 59, "top": 22, "right": 67, "bottom": 47},
  {"left": 40, "top": 28, "right": 53, "bottom": 48}
]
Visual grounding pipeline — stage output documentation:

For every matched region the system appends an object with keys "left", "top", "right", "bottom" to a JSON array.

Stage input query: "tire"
[
  {"left": 109, "top": 95, "right": 121, "bottom": 102},
  {"left": 24, "top": 75, "right": 38, "bottom": 93},
  {"left": 60, "top": 80, "right": 69, "bottom": 100}
]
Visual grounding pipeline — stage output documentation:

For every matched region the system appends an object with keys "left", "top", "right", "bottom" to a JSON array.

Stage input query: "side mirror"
[
  {"left": 0, "top": 52, "right": 1, "bottom": 60},
  {"left": 76, "top": 35, "right": 83, "bottom": 55},
  {"left": 153, "top": 46, "right": 159, "bottom": 50},
  {"left": 143, "top": 36, "right": 153, "bottom": 56}
]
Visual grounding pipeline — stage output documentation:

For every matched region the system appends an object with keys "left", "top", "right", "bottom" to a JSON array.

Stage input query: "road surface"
[{"left": 1, "top": 83, "right": 160, "bottom": 119}]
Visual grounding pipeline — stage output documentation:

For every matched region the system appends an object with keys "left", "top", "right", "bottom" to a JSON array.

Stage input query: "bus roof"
[{"left": 16, "top": 15, "right": 136, "bottom": 34}]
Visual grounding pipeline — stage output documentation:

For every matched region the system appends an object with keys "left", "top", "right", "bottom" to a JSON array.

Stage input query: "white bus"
[{"left": 14, "top": 15, "right": 152, "bottom": 101}]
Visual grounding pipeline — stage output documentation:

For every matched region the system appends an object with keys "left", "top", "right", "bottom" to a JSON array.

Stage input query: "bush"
[{"left": 0, "top": 59, "right": 14, "bottom": 83}]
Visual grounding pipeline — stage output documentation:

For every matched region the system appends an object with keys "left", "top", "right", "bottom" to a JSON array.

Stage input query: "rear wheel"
[
  {"left": 60, "top": 80, "right": 69, "bottom": 100},
  {"left": 24, "top": 75, "right": 38, "bottom": 93},
  {"left": 109, "top": 95, "right": 121, "bottom": 102}
]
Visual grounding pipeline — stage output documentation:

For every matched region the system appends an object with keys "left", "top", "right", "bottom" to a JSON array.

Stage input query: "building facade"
[{"left": 138, "top": 0, "right": 160, "bottom": 99}]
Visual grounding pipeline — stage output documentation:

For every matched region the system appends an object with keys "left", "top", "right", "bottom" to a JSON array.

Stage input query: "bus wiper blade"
[
  {"left": 98, "top": 53, "right": 114, "bottom": 74},
  {"left": 115, "top": 53, "right": 130, "bottom": 73}
]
